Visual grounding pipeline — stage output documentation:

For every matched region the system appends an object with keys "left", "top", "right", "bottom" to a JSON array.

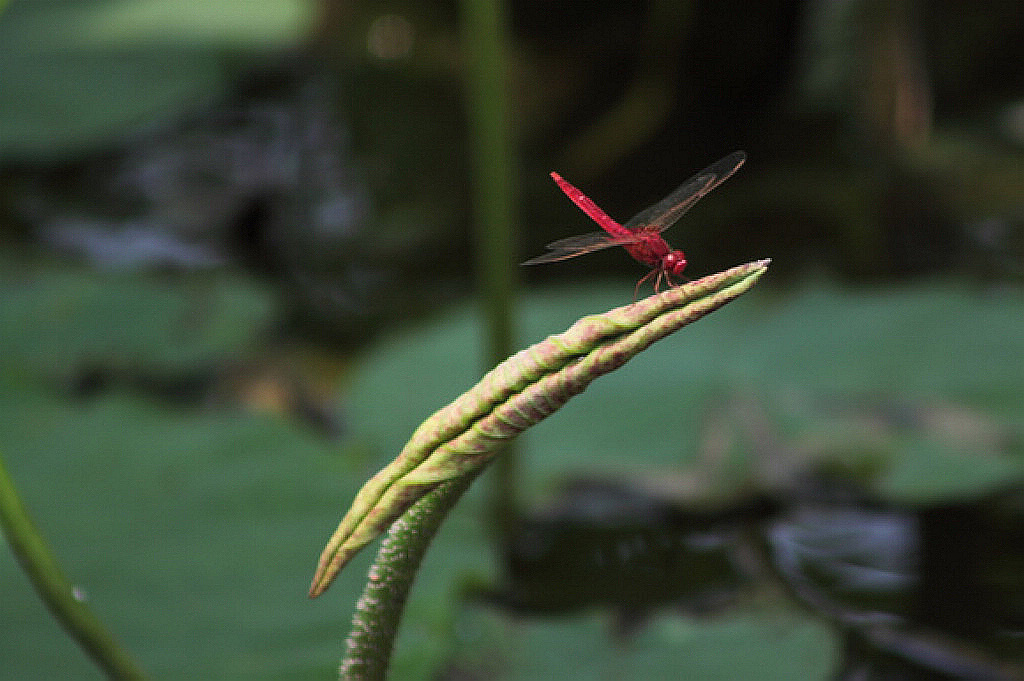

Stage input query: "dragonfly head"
[{"left": 664, "top": 250, "right": 687, "bottom": 277}]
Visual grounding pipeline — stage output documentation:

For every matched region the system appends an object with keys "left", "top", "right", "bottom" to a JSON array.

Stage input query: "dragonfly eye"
[{"left": 665, "top": 251, "right": 687, "bottom": 275}]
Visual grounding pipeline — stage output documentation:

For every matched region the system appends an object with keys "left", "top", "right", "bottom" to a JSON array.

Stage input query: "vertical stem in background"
[{"left": 459, "top": 0, "right": 519, "bottom": 536}]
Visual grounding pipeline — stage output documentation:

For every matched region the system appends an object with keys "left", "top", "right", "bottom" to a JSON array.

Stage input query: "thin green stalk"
[
  {"left": 0, "top": 451, "right": 147, "bottom": 680},
  {"left": 459, "top": 0, "right": 520, "bottom": 539},
  {"left": 461, "top": 0, "right": 516, "bottom": 361}
]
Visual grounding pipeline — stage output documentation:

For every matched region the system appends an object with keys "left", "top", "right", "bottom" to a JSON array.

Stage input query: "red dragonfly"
[{"left": 524, "top": 151, "right": 746, "bottom": 295}]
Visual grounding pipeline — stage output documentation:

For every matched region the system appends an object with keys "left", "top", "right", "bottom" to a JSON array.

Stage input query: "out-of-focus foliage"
[{"left": 0, "top": 0, "right": 312, "bottom": 157}]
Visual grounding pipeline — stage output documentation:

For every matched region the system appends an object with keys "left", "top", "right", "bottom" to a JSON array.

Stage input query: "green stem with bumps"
[
  {"left": 312, "top": 259, "right": 770, "bottom": 600},
  {"left": 316, "top": 260, "right": 770, "bottom": 679}
]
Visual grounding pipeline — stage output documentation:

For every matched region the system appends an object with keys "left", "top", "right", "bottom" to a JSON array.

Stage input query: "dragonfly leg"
[
  {"left": 661, "top": 271, "right": 690, "bottom": 290},
  {"left": 634, "top": 268, "right": 659, "bottom": 299}
]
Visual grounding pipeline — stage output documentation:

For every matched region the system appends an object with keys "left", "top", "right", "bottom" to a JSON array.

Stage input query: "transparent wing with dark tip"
[
  {"left": 521, "top": 230, "right": 643, "bottom": 265},
  {"left": 624, "top": 150, "right": 746, "bottom": 232}
]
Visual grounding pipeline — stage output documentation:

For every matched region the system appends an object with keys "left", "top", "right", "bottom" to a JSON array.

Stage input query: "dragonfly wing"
[
  {"left": 522, "top": 230, "right": 641, "bottom": 265},
  {"left": 624, "top": 150, "right": 746, "bottom": 232}
]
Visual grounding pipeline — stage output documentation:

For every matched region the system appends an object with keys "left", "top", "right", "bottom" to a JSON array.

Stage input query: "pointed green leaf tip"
[{"left": 309, "top": 259, "right": 770, "bottom": 596}]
